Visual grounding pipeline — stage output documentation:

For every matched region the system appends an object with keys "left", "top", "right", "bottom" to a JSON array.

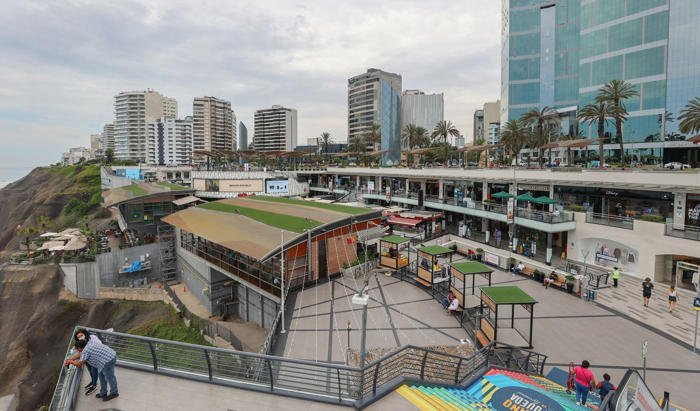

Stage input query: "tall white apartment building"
[
  {"left": 147, "top": 117, "right": 193, "bottom": 165},
  {"left": 114, "top": 90, "right": 177, "bottom": 162},
  {"left": 102, "top": 123, "right": 115, "bottom": 152},
  {"left": 400, "top": 90, "right": 444, "bottom": 149},
  {"left": 252, "top": 105, "right": 297, "bottom": 152},
  {"left": 347, "top": 68, "right": 402, "bottom": 165},
  {"left": 192, "top": 97, "right": 236, "bottom": 152}
]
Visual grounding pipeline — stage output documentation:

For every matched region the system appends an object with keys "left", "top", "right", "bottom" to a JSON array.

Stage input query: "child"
[{"left": 597, "top": 373, "right": 616, "bottom": 401}]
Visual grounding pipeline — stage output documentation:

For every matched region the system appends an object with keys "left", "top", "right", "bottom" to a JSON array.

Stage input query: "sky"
[{"left": 0, "top": 0, "right": 501, "bottom": 168}]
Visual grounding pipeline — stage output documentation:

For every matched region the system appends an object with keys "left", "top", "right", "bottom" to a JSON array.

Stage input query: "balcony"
[
  {"left": 585, "top": 211, "right": 634, "bottom": 230},
  {"left": 665, "top": 222, "right": 700, "bottom": 241}
]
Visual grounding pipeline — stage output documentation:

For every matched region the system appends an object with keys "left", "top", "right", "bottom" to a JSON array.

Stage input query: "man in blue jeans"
[{"left": 64, "top": 338, "right": 119, "bottom": 402}]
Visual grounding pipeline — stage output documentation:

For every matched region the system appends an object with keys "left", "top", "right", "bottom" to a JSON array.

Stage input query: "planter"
[
  {"left": 566, "top": 283, "right": 574, "bottom": 293},
  {"left": 476, "top": 254, "right": 483, "bottom": 262}
]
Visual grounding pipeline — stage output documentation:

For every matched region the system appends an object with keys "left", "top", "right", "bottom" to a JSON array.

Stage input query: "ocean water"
[{"left": 0, "top": 166, "right": 36, "bottom": 189}]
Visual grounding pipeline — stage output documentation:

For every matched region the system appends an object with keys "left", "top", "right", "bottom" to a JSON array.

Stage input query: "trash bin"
[{"left": 588, "top": 290, "right": 595, "bottom": 301}]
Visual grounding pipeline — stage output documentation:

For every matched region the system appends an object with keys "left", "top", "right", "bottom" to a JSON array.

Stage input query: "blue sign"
[
  {"left": 490, "top": 386, "right": 565, "bottom": 411},
  {"left": 693, "top": 297, "right": 700, "bottom": 311}
]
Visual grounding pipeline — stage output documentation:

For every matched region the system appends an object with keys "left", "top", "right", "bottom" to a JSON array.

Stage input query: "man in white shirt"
[{"left": 447, "top": 297, "right": 460, "bottom": 314}]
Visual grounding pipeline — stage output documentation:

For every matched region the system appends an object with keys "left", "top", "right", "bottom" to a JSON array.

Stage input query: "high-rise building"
[
  {"left": 473, "top": 109, "right": 484, "bottom": 144},
  {"left": 102, "top": 123, "right": 115, "bottom": 152},
  {"left": 252, "top": 105, "right": 297, "bottom": 152},
  {"left": 488, "top": 123, "right": 501, "bottom": 146},
  {"left": 114, "top": 90, "right": 177, "bottom": 162},
  {"left": 238, "top": 122, "right": 248, "bottom": 150},
  {"left": 502, "top": 0, "right": 700, "bottom": 163},
  {"left": 348, "top": 68, "right": 402, "bottom": 165},
  {"left": 483, "top": 100, "right": 501, "bottom": 144},
  {"left": 147, "top": 117, "right": 193, "bottom": 166},
  {"left": 90, "top": 133, "right": 104, "bottom": 159},
  {"left": 400, "top": 90, "right": 444, "bottom": 149},
  {"left": 193, "top": 97, "right": 236, "bottom": 152}
]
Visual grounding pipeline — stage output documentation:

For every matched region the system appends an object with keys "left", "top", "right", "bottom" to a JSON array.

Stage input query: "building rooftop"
[
  {"left": 481, "top": 286, "right": 537, "bottom": 305},
  {"left": 451, "top": 261, "right": 492, "bottom": 275},
  {"left": 380, "top": 235, "right": 411, "bottom": 244},
  {"left": 162, "top": 197, "right": 379, "bottom": 260},
  {"left": 102, "top": 182, "right": 193, "bottom": 207},
  {"left": 417, "top": 245, "right": 453, "bottom": 256}
]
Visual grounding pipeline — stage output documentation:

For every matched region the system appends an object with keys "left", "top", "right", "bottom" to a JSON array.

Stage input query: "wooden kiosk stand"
[
  {"left": 379, "top": 235, "right": 410, "bottom": 270},
  {"left": 449, "top": 261, "right": 493, "bottom": 309},
  {"left": 415, "top": 245, "right": 454, "bottom": 287},
  {"left": 476, "top": 286, "right": 537, "bottom": 348}
]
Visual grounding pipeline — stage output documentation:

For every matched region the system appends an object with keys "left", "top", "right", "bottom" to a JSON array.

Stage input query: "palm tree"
[
  {"left": 499, "top": 119, "right": 528, "bottom": 166},
  {"left": 596, "top": 80, "right": 638, "bottom": 167},
  {"left": 363, "top": 123, "right": 381, "bottom": 152},
  {"left": 678, "top": 97, "right": 700, "bottom": 136},
  {"left": 319, "top": 132, "right": 333, "bottom": 163},
  {"left": 578, "top": 102, "right": 615, "bottom": 167},
  {"left": 431, "top": 120, "right": 460, "bottom": 163},
  {"left": 521, "top": 107, "right": 560, "bottom": 168},
  {"left": 401, "top": 124, "right": 429, "bottom": 150},
  {"left": 19, "top": 227, "right": 35, "bottom": 252},
  {"left": 348, "top": 135, "right": 366, "bottom": 164}
]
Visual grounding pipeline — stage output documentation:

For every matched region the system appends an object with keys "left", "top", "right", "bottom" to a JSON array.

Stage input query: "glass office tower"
[{"left": 502, "top": 0, "right": 700, "bottom": 163}]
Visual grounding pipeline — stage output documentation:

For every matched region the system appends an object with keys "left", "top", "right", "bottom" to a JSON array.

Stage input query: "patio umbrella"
[
  {"left": 515, "top": 194, "right": 536, "bottom": 202},
  {"left": 40, "top": 232, "right": 58, "bottom": 238},
  {"left": 490, "top": 191, "right": 514, "bottom": 199},
  {"left": 532, "top": 196, "right": 558, "bottom": 205}
]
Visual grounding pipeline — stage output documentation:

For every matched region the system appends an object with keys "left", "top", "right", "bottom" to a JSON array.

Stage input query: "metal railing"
[
  {"left": 585, "top": 211, "right": 634, "bottom": 230},
  {"left": 665, "top": 222, "right": 700, "bottom": 241},
  {"left": 50, "top": 327, "right": 498, "bottom": 410},
  {"left": 49, "top": 344, "right": 83, "bottom": 411},
  {"left": 516, "top": 207, "right": 574, "bottom": 223}
]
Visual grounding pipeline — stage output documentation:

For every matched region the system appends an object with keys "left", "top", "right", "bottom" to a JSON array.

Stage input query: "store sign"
[
  {"left": 518, "top": 184, "right": 549, "bottom": 192},
  {"left": 596, "top": 252, "right": 618, "bottom": 263},
  {"left": 368, "top": 181, "right": 375, "bottom": 192},
  {"left": 484, "top": 252, "right": 499, "bottom": 266},
  {"left": 605, "top": 190, "right": 619, "bottom": 196},
  {"left": 686, "top": 194, "right": 700, "bottom": 227},
  {"left": 491, "top": 386, "right": 565, "bottom": 411}
]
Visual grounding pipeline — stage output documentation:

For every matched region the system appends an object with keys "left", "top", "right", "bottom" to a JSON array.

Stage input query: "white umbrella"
[
  {"left": 63, "top": 238, "right": 87, "bottom": 251},
  {"left": 40, "top": 232, "right": 59, "bottom": 238},
  {"left": 50, "top": 245, "right": 67, "bottom": 251}
]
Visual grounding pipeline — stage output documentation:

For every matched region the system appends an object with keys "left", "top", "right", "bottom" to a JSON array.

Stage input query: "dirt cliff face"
[{"left": 0, "top": 264, "right": 171, "bottom": 410}]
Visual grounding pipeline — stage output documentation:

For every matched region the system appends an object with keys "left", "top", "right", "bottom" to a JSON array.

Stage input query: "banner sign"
[
  {"left": 484, "top": 252, "right": 499, "bottom": 266},
  {"left": 507, "top": 198, "right": 514, "bottom": 223}
]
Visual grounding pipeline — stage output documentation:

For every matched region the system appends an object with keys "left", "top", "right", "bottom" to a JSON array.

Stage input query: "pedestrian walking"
[
  {"left": 642, "top": 277, "right": 653, "bottom": 307},
  {"left": 496, "top": 230, "right": 502, "bottom": 248},
  {"left": 597, "top": 373, "right": 616, "bottom": 401},
  {"left": 569, "top": 360, "right": 595, "bottom": 406},
  {"left": 612, "top": 267, "right": 620, "bottom": 288},
  {"left": 64, "top": 337, "right": 119, "bottom": 402},
  {"left": 668, "top": 285, "right": 679, "bottom": 313}
]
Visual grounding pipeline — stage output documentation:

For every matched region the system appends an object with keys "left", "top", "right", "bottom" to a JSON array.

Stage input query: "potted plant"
[
  {"left": 508, "top": 257, "right": 516, "bottom": 271},
  {"left": 565, "top": 275, "right": 576, "bottom": 294},
  {"left": 475, "top": 248, "right": 484, "bottom": 262},
  {"left": 533, "top": 270, "right": 543, "bottom": 282}
]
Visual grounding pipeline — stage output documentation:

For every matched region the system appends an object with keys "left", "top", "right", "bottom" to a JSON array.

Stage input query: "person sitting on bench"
[
  {"left": 447, "top": 297, "right": 460, "bottom": 314},
  {"left": 442, "top": 291, "right": 455, "bottom": 308},
  {"left": 513, "top": 261, "right": 525, "bottom": 273},
  {"left": 544, "top": 271, "right": 558, "bottom": 289}
]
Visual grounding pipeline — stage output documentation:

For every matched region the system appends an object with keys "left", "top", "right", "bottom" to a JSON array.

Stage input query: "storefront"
[{"left": 555, "top": 186, "right": 673, "bottom": 218}]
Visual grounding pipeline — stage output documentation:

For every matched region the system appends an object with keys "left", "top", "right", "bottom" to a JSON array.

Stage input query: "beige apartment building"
[{"left": 192, "top": 97, "right": 237, "bottom": 152}]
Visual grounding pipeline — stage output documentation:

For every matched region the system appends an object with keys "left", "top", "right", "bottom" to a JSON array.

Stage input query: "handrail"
[
  {"left": 585, "top": 210, "right": 634, "bottom": 229},
  {"left": 665, "top": 221, "right": 700, "bottom": 241}
]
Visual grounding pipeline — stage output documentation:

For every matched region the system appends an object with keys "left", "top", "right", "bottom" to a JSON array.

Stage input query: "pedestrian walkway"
[{"left": 594, "top": 273, "right": 699, "bottom": 350}]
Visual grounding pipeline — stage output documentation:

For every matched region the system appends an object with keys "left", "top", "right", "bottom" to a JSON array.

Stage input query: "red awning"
[{"left": 387, "top": 216, "right": 421, "bottom": 227}]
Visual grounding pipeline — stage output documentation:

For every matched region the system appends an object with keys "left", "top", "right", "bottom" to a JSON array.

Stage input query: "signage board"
[
  {"left": 596, "top": 252, "right": 618, "bottom": 263},
  {"left": 484, "top": 252, "right": 499, "bottom": 266},
  {"left": 219, "top": 179, "right": 263, "bottom": 192},
  {"left": 693, "top": 297, "right": 700, "bottom": 311},
  {"left": 265, "top": 179, "right": 289, "bottom": 194},
  {"left": 642, "top": 340, "right": 648, "bottom": 358},
  {"left": 368, "top": 181, "right": 375, "bottom": 192},
  {"left": 507, "top": 198, "right": 514, "bottom": 223}
]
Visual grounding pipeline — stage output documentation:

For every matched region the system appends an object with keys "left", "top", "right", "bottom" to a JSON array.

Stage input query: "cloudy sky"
[{"left": 0, "top": 0, "right": 501, "bottom": 169}]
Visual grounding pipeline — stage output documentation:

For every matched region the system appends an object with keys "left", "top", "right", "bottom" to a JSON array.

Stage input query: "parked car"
[{"left": 664, "top": 162, "right": 690, "bottom": 170}]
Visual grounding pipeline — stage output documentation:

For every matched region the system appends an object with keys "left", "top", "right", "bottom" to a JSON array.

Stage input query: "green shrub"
[
  {"left": 567, "top": 205, "right": 585, "bottom": 212},
  {"left": 638, "top": 214, "right": 665, "bottom": 223},
  {"left": 565, "top": 275, "right": 576, "bottom": 281},
  {"left": 476, "top": 248, "right": 484, "bottom": 253},
  {"left": 64, "top": 198, "right": 89, "bottom": 216}
]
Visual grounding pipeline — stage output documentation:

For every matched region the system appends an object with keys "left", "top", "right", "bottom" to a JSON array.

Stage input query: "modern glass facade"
[
  {"left": 380, "top": 79, "right": 401, "bottom": 165},
  {"left": 502, "top": 0, "right": 700, "bottom": 163}
]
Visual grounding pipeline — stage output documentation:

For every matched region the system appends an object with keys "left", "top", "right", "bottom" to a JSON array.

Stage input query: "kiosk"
[
  {"left": 449, "top": 261, "right": 493, "bottom": 309},
  {"left": 477, "top": 286, "right": 537, "bottom": 348},
  {"left": 415, "top": 245, "right": 454, "bottom": 288},
  {"left": 379, "top": 235, "right": 410, "bottom": 270}
]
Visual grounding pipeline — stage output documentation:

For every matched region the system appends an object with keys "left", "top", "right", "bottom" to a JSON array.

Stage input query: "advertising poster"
[
  {"left": 266, "top": 179, "right": 289, "bottom": 194},
  {"left": 507, "top": 198, "right": 514, "bottom": 223},
  {"left": 686, "top": 194, "right": 700, "bottom": 227}
]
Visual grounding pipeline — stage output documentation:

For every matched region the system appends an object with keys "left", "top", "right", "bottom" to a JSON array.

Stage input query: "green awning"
[
  {"left": 515, "top": 194, "right": 536, "bottom": 202},
  {"left": 481, "top": 286, "right": 537, "bottom": 304},
  {"left": 451, "top": 261, "right": 493, "bottom": 275},
  {"left": 417, "top": 245, "right": 453, "bottom": 256},
  {"left": 380, "top": 235, "right": 411, "bottom": 244},
  {"left": 532, "top": 196, "right": 558, "bottom": 205},
  {"left": 490, "top": 191, "right": 514, "bottom": 199}
]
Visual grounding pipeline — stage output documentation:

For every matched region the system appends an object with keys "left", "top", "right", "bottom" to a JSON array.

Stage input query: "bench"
[
  {"left": 520, "top": 266, "right": 535, "bottom": 277},
  {"left": 414, "top": 277, "right": 432, "bottom": 287},
  {"left": 551, "top": 276, "right": 566, "bottom": 289}
]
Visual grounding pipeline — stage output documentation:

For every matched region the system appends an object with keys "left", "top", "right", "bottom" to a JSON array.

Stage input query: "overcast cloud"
[{"left": 0, "top": 0, "right": 501, "bottom": 168}]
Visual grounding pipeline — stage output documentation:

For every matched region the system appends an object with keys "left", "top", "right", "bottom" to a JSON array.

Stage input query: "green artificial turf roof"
[
  {"left": 481, "top": 286, "right": 537, "bottom": 304},
  {"left": 451, "top": 261, "right": 492, "bottom": 275},
  {"left": 417, "top": 245, "right": 453, "bottom": 256},
  {"left": 380, "top": 235, "right": 410, "bottom": 244},
  {"left": 198, "top": 202, "right": 322, "bottom": 233},
  {"left": 248, "top": 196, "right": 369, "bottom": 214},
  {"left": 157, "top": 181, "right": 189, "bottom": 190},
  {"left": 122, "top": 184, "right": 148, "bottom": 196}
]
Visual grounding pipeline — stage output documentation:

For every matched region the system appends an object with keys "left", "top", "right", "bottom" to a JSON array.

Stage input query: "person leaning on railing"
[{"left": 64, "top": 337, "right": 119, "bottom": 402}]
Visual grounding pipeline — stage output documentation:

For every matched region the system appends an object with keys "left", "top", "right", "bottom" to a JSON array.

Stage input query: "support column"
[
  {"left": 405, "top": 179, "right": 410, "bottom": 196},
  {"left": 512, "top": 225, "right": 519, "bottom": 253},
  {"left": 549, "top": 184, "right": 555, "bottom": 212},
  {"left": 378, "top": 176, "right": 383, "bottom": 193},
  {"left": 439, "top": 179, "right": 444, "bottom": 200},
  {"left": 485, "top": 219, "right": 491, "bottom": 244},
  {"left": 481, "top": 182, "right": 489, "bottom": 234},
  {"left": 356, "top": 175, "right": 360, "bottom": 190},
  {"left": 546, "top": 232, "right": 553, "bottom": 265}
]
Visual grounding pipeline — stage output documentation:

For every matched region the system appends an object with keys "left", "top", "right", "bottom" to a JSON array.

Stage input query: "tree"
[
  {"left": 430, "top": 120, "right": 460, "bottom": 163},
  {"left": 36, "top": 216, "right": 50, "bottom": 232},
  {"left": 362, "top": 123, "right": 381, "bottom": 152},
  {"left": 19, "top": 227, "right": 35, "bottom": 252},
  {"left": 499, "top": 119, "right": 528, "bottom": 166},
  {"left": 347, "top": 135, "right": 366, "bottom": 164},
  {"left": 678, "top": 97, "right": 700, "bottom": 136},
  {"left": 104, "top": 148, "right": 114, "bottom": 163},
  {"left": 401, "top": 124, "right": 429, "bottom": 150},
  {"left": 578, "top": 102, "right": 616, "bottom": 167},
  {"left": 521, "top": 107, "right": 560, "bottom": 168},
  {"left": 319, "top": 132, "right": 333, "bottom": 163},
  {"left": 595, "top": 80, "right": 638, "bottom": 168}
]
